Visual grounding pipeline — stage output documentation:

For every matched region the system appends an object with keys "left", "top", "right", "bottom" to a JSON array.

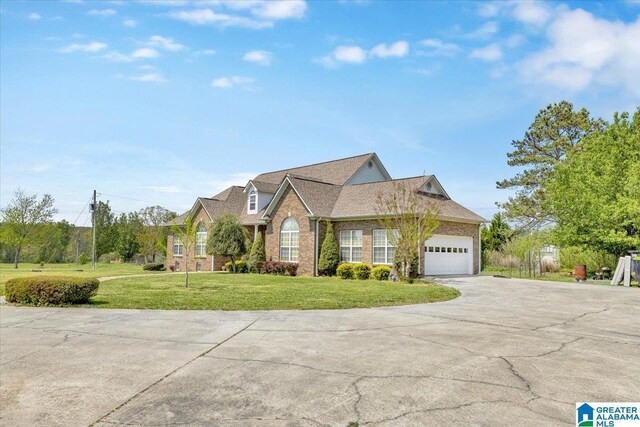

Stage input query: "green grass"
[
  {"left": 0, "top": 263, "right": 165, "bottom": 295},
  {"left": 85, "top": 273, "right": 460, "bottom": 310}
]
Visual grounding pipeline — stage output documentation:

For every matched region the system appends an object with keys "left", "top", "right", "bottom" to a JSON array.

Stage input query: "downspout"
[
  {"left": 315, "top": 218, "right": 320, "bottom": 277},
  {"left": 478, "top": 224, "right": 482, "bottom": 275}
]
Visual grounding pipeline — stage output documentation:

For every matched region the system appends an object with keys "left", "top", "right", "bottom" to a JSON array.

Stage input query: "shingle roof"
[
  {"left": 329, "top": 176, "right": 486, "bottom": 223},
  {"left": 171, "top": 153, "right": 485, "bottom": 226},
  {"left": 249, "top": 180, "right": 280, "bottom": 194},
  {"left": 253, "top": 153, "right": 375, "bottom": 185},
  {"left": 287, "top": 175, "right": 342, "bottom": 217}
]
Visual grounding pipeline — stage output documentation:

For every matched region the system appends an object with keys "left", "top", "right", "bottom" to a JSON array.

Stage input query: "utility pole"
[{"left": 91, "top": 190, "right": 97, "bottom": 270}]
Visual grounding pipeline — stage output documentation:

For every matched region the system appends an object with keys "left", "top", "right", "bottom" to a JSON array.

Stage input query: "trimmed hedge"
[
  {"left": 225, "top": 260, "right": 248, "bottom": 273},
  {"left": 353, "top": 263, "right": 372, "bottom": 280},
  {"left": 5, "top": 276, "right": 100, "bottom": 306},
  {"left": 337, "top": 263, "right": 354, "bottom": 279},
  {"left": 261, "top": 261, "right": 298, "bottom": 276},
  {"left": 371, "top": 265, "right": 391, "bottom": 281},
  {"left": 143, "top": 263, "right": 165, "bottom": 271}
]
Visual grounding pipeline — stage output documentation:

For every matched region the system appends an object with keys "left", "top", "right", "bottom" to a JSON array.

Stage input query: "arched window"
[
  {"left": 248, "top": 190, "right": 257, "bottom": 212},
  {"left": 280, "top": 217, "right": 299, "bottom": 262},
  {"left": 195, "top": 222, "right": 207, "bottom": 257}
]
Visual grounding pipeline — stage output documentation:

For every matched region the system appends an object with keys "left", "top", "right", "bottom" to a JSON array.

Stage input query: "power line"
[{"left": 72, "top": 196, "right": 92, "bottom": 226}]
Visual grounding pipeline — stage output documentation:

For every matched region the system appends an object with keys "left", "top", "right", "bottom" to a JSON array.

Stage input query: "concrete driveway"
[{"left": 1, "top": 276, "right": 639, "bottom": 426}]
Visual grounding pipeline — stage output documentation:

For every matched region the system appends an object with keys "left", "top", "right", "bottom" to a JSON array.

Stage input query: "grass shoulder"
[{"left": 86, "top": 273, "right": 461, "bottom": 311}]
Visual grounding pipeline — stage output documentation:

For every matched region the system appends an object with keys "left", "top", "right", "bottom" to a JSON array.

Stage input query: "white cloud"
[
  {"left": 465, "top": 21, "right": 499, "bottom": 39},
  {"left": 334, "top": 45, "right": 367, "bottom": 63},
  {"left": 512, "top": 1, "right": 551, "bottom": 26},
  {"left": 28, "top": 12, "right": 42, "bottom": 21},
  {"left": 419, "top": 38, "right": 460, "bottom": 57},
  {"left": 166, "top": 1, "right": 307, "bottom": 29},
  {"left": 517, "top": 9, "right": 640, "bottom": 95},
  {"left": 505, "top": 33, "right": 526, "bottom": 48},
  {"left": 59, "top": 42, "right": 108, "bottom": 53},
  {"left": 129, "top": 73, "right": 168, "bottom": 83},
  {"left": 103, "top": 51, "right": 133, "bottom": 62},
  {"left": 251, "top": 0, "right": 306, "bottom": 19},
  {"left": 211, "top": 76, "right": 254, "bottom": 88},
  {"left": 147, "top": 35, "right": 185, "bottom": 51},
  {"left": 318, "top": 41, "right": 410, "bottom": 67},
  {"left": 477, "top": 2, "right": 500, "bottom": 18},
  {"left": 168, "top": 8, "right": 272, "bottom": 28},
  {"left": 123, "top": 19, "right": 137, "bottom": 27},
  {"left": 131, "top": 48, "right": 160, "bottom": 59},
  {"left": 243, "top": 50, "right": 272, "bottom": 65},
  {"left": 370, "top": 41, "right": 409, "bottom": 58},
  {"left": 87, "top": 8, "right": 117, "bottom": 16},
  {"left": 469, "top": 43, "right": 503, "bottom": 61}
]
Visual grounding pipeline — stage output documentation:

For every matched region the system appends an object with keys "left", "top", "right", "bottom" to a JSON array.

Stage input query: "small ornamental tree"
[
  {"left": 318, "top": 221, "right": 340, "bottom": 276},
  {"left": 171, "top": 213, "right": 198, "bottom": 288},
  {"left": 247, "top": 232, "right": 266, "bottom": 272},
  {"left": 207, "top": 213, "right": 248, "bottom": 273},
  {"left": 376, "top": 181, "right": 439, "bottom": 282}
]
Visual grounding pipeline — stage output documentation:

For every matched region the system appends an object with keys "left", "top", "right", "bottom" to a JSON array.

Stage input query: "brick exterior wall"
[
  {"left": 264, "top": 186, "right": 317, "bottom": 276},
  {"left": 326, "top": 219, "right": 480, "bottom": 275},
  {"left": 165, "top": 204, "right": 234, "bottom": 272}
]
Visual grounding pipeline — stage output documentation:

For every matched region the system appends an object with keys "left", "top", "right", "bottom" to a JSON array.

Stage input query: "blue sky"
[{"left": 1, "top": 0, "right": 639, "bottom": 224}]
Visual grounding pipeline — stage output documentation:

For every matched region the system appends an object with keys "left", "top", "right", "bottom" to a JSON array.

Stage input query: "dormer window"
[{"left": 248, "top": 190, "right": 257, "bottom": 213}]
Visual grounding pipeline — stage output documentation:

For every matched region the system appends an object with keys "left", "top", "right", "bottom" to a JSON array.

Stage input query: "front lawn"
[
  {"left": 86, "top": 273, "right": 460, "bottom": 310},
  {"left": 0, "top": 263, "right": 165, "bottom": 295}
]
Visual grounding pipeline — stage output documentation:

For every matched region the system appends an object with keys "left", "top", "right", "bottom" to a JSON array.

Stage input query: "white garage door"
[{"left": 424, "top": 235, "right": 473, "bottom": 275}]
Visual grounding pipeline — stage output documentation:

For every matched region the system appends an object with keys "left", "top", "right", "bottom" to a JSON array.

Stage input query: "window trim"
[
  {"left": 280, "top": 217, "right": 299, "bottom": 263},
  {"left": 195, "top": 222, "right": 207, "bottom": 258},
  {"left": 173, "top": 234, "right": 183, "bottom": 257},
  {"left": 372, "top": 229, "right": 397, "bottom": 265},
  {"left": 248, "top": 189, "right": 257, "bottom": 213},
  {"left": 339, "top": 229, "right": 363, "bottom": 263}
]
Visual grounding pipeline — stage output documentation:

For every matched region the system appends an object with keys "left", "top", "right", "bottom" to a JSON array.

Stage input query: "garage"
[{"left": 424, "top": 234, "right": 473, "bottom": 275}]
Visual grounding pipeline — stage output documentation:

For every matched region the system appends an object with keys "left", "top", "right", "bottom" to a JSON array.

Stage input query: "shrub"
[
  {"left": 143, "top": 262, "right": 165, "bottom": 271},
  {"left": 337, "top": 263, "right": 354, "bottom": 279},
  {"left": 5, "top": 276, "right": 99, "bottom": 306},
  {"left": 284, "top": 263, "right": 298, "bottom": 276},
  {"left": 78, "top": 252, "right": 89, "bottom": 265},
  {"left": 353, "top": 263, "right": 372, "bottom": 280},
  {"left": 371, "top": 265, "right": 391, "bottom": 281},
  {"left": 393, "top": 250, "right": 419, "bottom": 282},
  {"left": 225, "top": 260, "right": 248, "bottom": 273},
  {"left": 318, "top": 222, "right": 340, "bottom": 276},
  {"left": 247, "top": 233, "right": 266, "bottom": 273},
  {"left": 169, "top": 265, "right": 176, "bottom": 272},
  {"left": 98, "top": 252, "right": 119, "bottom": 264},
  {"left": 261, "top": 261, "right": 298, "bottom": 276}
]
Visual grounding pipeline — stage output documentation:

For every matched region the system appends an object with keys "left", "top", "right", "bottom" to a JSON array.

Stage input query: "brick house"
[{"left": 166, "top": 153, "right": 486, "bottom": 276}]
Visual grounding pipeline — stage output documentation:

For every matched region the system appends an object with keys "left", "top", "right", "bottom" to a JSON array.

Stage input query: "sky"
[{"left": 1, "top": 0, "right": 639, "bottom": 225}]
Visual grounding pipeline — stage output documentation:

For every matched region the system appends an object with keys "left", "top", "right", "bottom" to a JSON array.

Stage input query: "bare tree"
[
  {"left": 137, "top": 206, "right": 177, "bottom": 262},
  {"left": 376, "top": 182, "right": 439, "bottom": 281},
  {"left": 171, "top": 213, "right": 197, "bottom": 288},
  {"left": 1, "top": 188, "right": 58, "bottom": 269}
]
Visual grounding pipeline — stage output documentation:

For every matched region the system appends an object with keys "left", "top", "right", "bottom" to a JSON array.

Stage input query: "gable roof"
[
  {"left": 329, "top": 176, "right": 486, "bottom": 223},
  {"left": 253, "top": 153, "right": 384, "bottom": 185},
  {"left": 244, "top": 180, "right": 280, "bottom": 194}
]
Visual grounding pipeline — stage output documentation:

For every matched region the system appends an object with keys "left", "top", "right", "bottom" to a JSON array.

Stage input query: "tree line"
[{"left": 0, "top": 189, "right": 176, "bottom": 268}]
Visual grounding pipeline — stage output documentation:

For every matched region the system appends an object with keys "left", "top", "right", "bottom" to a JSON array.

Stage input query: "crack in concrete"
[
  {"left": 247, "top": 321, "right": 451, "bottom": 333},
  {"left": 6, "top": 325, "right": 221, "bottom": 346},
  {"left": 90, "top": 312, "right": 267, "bottom": 426},
  {"left": 533, "top": 308, "right": 609, "bottom": 331}
]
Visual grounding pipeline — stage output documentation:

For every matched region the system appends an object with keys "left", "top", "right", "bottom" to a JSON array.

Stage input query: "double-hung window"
[
  {"left": 195, "top": 223, "right": 207, "bottom": 257},
  {"left": 248, "top": 190, "right": 257, "bottom": 213},
  {"left": 173, "top": 235, "right": 183, "bottom": 256},
  {"left": 373, "top": 229, "right": 397, "bottom": 264},
  {"left": 339, "top": 230, "right": 362, "bottom": 263}
]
